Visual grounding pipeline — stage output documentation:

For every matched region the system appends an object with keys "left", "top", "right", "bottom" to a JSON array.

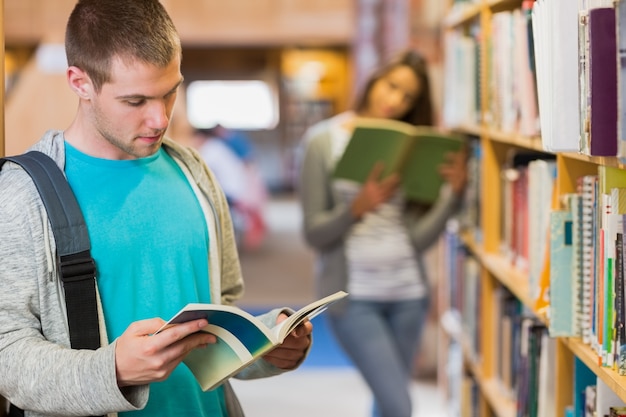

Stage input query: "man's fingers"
[
  {"left": 152, "top": 318, "right": 211, "bottom": 345},
  {"left": 126, "top": 318, "right": 168, "bottom": 336}
]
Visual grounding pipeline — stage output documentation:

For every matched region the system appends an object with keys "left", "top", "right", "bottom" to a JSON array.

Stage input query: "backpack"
[{"left": 0, "top": 151, "right": 101, "bottom": 417}]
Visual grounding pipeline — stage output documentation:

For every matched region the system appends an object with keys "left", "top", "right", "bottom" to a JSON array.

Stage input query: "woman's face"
[{"left": 363, "top": 65, "right": 421, "bottom": 120}]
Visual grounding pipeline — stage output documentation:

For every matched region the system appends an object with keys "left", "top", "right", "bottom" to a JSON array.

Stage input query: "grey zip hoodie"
[{"left": 0, "top": 130, "right": 290, "bottom": 417}]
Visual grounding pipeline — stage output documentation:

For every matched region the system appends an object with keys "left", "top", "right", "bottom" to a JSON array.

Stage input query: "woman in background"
[{"left": 298, "top": 49, "right": 468, "bottom": 417}]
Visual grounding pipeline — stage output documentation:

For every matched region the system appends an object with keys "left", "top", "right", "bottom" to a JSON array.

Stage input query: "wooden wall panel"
[
  {"left": 5, "top": 56, "right": 76, "bottom": 155},
  {"left": 4, "top": 0, "right": 74, "bottom": 45},
  {"left": 5, "top": 0, "right": 356, "bottom": 46},
  {"left": 162, "top": 0, "right": 355, "bottom": 46},
  {"left": 0, "top": 0, "right": 5, "bottom": 409},
  {"left": 1, "top": 0, "right": 5, "bottom": 158}
]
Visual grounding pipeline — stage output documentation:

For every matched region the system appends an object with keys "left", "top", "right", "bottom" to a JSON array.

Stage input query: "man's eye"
[{"left": 127, "top": 100, "right": 145, "bottom": 107}]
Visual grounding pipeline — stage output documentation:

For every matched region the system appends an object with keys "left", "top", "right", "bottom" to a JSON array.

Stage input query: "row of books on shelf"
[
  {"left": 570, "top": 360, "right": 626, "bottom": 417},
  {"left": 497, "top": 149, "right": 626, "bottom": 371},
  {"left": 444, "top": 0, "right": 626, "bottom": 157},
  {"left": 441, "top": 227, "right": 626, "bottom": 416},
  {"left": 442, "top": 29, "right": 479, "bottom": 129},
  {"left": 441, "top": 230, "right": 554, "bottom": 415},
  {"left": 490, "top": 1, "right": 539, "bottom": 138},
  {"left": 499, "top": 151, "right": 556, "bottom": 298},
  {"left": 548, "top": 165, "right": 626, "bottom": 374},
  {"left": 443, "top": 1, "right": 540, "bottom": 137},
  {"left": 522, "top": 0, "right": 626, "bottom": 156},
  {"left": 459, "top": 137, "right": 482, "bottom": 237},
  {"left": 444, "top": 340, "right": 479, "bottom": 417},
  {"left": 584, "top": 382, "right": 626, "bottom": 417},
  {"left": 440, "top": 229, "right": 480, "bottom": 356}
]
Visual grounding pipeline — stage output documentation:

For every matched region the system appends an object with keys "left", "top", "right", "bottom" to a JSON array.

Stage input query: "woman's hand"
[
  {"left": 351, "top": 162, "right": 400, "bottom": 219},
  {"left": 438, "top": 148, "right": 468, "bottom": 196}
]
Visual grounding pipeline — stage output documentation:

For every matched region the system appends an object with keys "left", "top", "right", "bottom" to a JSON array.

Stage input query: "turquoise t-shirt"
[{"left": 64, "top": 143, "right": 227, "bottom": 416}]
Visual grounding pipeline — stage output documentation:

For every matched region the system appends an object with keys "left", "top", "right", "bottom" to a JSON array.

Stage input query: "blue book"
[
  {"left": 574, "top": 358, "right": 596, "bottom": 417},
  {"left": 549, "top": 204, "right": 577, "bottom": 336}
]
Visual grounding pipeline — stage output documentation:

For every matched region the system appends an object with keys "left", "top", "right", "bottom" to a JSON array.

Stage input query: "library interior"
[{"left": 2, "top": 0, "right": 626, "bottom": 416}]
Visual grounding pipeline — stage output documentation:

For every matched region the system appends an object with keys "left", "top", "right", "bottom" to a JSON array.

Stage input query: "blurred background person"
[
  {"left": 195, "top": 127, "right": 268, "bottom": 250},
  {"left": 297, "top": 49, "right": 468, "bottom": 417},
  {"left": 210, "top": 123, "right": 256, "bottom": 164}
]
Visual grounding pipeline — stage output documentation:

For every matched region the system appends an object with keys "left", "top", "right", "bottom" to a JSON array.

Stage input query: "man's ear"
[{"left": 66, "top": 66, "right": 94, "bottom": 99}]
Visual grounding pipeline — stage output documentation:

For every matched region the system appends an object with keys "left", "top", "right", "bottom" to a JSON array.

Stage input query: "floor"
[
  {"left": 231, "top": 369, "right": 448, "bottom": 417},
  {"left": 232, "top": 194, "right": 450, "bottom": 417}
]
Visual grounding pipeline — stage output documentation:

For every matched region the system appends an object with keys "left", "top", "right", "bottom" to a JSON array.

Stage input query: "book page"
[
  {"left": 401, "top": 131, "right": 464, "bottom": 204},
  {"left": 273, "top": 291, "right": 348, "bottom": 341},
  {"left": 157, "top": 308, "right": 278, "bottom": 391},
  {"left": 158, "top": 306, "right": 278, "bottom": 346},
  {"left": 332, "top": 119, "right": 418, "bottom": 183},
  {"left": 156, "top": 290, "right": 347, "bottom": 391},
  {"left": 183, "top": 324, "right": 263, "bottom": 391}
]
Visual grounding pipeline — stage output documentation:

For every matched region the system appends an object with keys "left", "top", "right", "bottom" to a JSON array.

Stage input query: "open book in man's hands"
[
  {"left": 155, "top": 290, "right": 348, "bottom": 391},
  {"left": 333, "top": 117, "right": 465, "bottom": 204}
]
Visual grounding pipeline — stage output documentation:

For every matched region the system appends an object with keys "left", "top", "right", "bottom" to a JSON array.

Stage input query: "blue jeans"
[{"left": 327, "top": 297, "right": 431, "bottom": 417}]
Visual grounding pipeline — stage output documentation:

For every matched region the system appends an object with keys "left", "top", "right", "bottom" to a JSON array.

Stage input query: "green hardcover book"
[{"left": 332, "top": 117, "right": 465, "bottom": 204}]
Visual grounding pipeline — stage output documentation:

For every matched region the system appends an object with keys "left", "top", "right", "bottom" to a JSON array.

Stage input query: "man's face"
[{"left": 86, "top": 56, "right": 183, "bottom": 160}]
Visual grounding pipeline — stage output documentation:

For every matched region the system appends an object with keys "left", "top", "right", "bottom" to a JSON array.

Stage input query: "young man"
[{"left": 0, "top": 1, "right": 312, "bottom": 416}]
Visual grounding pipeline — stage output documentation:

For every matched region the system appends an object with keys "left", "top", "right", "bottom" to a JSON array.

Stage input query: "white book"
[
  {"left": 527, "top": 159, "right": 556, "bottom": 301},
  {"left": 532, "top": 0, "right": 580, "bottom": 151},
  {"left": 581, "top": 175, "right": 597, "bottom": 346}
]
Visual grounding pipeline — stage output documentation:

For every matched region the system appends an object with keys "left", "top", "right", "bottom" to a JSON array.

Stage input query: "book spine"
[
  {"left": 617, "top": 232, "right": 626, "bottom": 375},
  {"left": 581, "top": 175, "right": 597, "bottom": 346},
  {"left": 548, "top": 208, "right": 576, "bottom": 337},
  {"left": 588, "top": 8, "right": 618, "bottom": 156},
  {"left": 573, "top": 193, "right": 585, "bottom": 338},
  {"left": 618, "top": 0, "right": 626, "bottom": 158}
]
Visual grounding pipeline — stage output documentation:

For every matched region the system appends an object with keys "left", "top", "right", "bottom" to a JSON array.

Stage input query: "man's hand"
[
  {"left": 114, "top": 318, "right": 216, "bottom": 387},
  {"left": 262, "top": 314, "right": 313, "bottom": 370}
]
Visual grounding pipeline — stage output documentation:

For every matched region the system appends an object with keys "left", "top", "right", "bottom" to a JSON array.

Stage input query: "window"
[{"left": 186, "top": 80, "right": 278, "bottom": 130}]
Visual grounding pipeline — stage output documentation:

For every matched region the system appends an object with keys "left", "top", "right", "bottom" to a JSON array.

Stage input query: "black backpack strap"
[
  {"left": 8, "top": 403, "right": 24, "bottom": 417},
  {"left": 2, "top": 151, "right": 103, "bottom": 416},
  {"left": 0, "top": 151, "right": 100, "bottom": 350}
]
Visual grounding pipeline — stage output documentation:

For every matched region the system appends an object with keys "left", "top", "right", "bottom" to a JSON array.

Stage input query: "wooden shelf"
[
  {"left": 443, "top": 2, "right": 481, "bottom": 28},
  {"left": 460, "top": 232, "right": 548, "bottom": 325},
  {"left": 487, "top": 0, "right": 523, "bottom": 13},
  {"left": 451, "top": 124, "right": 546, "bottom": 152},
  {"left": 465, "top": 347, "right": 516, "bottom": 417},
  {"left": 454, "top": 124, "right": 626, "bottom": 168},
  {"left": 561, "top": 338, "right": 626, "bottom": 403},
  {"left": 444, "top": 0, "right": 523, "bottom": 28},
  {"left": 480, "top": 379, "right": 516, "bottom": 417},
  {"left": 482, "top": 127, "right": 544, "bottom": 152},
  {"left": 450, "top": 123, "right": 483, "bottom": 137},
  {"left": 440, "top": 0, "right": 626, "bottom": 414},
  {"left": 559, "top": 152, "right": 626, "bottom": 169}
]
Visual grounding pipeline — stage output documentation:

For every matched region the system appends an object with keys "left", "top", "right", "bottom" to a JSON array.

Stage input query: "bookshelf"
[
  {"left": 439, "top": 0, "right": 626, "bottom": 416},
  {"left": 1, "top": 0, "right": 7, "bottom": 414}
]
